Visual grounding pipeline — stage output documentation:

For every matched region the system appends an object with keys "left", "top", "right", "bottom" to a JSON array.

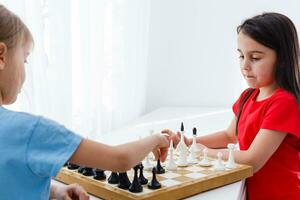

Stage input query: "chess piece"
[
  {"left": 176, "top": 122, "right": 189, "bottom": 166},
  {"left": 77, "top": 166, "right": 84, "bottom": 173},
  {"left": 93, "top": 169, "right": 106, "bottom": 180},
  {"left": 213, "top": 152, "right": 225, "bottom": 171},
  {"left": 67, "top": 163, "right": 79, "bottom": 170},
  {"left": 143, "top": 152, "right": 153, "bottom": 170},
  {"left": 155, "top": 159, "right": 165, "bottom": 174},
  {"left": 118, "top": 172, "right": 131, "bottom": 190},
  {"left": 148, "top": 130, "right": 155, "bottom": 160},
  {"left": 138, "top": 163, "right": 148, "bottom": 185},
  {"left": 199, "top": 148, "right": 212, "bottom": 167},
  {"left": 148, "top": 167, "right": 161, "bottom": 189},
  {"left": 226, "top": 143, "right": 237, "bottom": 169},
  {"left": 166, "top": 140, "right": 177, "bottom": 170},
  {"left": 188, "top": 127, "right": 199, "bottom": 164},
  {"left": 108, "top": 172, "right": 119, "bottom": 184},
  {"left": 129, "top": 165, "right": 143, "bottom": 193},
  {"left": 82, "top": 167, "right": 94, "bottom": 176}
]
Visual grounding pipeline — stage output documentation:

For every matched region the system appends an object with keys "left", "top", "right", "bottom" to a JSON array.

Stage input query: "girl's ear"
[{"left": 0, "top": 42, "right": 7, "bottom": 70}]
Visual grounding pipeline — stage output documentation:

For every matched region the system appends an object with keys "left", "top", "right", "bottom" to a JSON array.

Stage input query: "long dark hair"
[{"left": 237, "top": 12, "right": 300, "bottom": 106}]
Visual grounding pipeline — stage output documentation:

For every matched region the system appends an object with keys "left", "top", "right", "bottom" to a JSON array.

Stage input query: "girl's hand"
[
  {"left": 161, "top": 129, "right": 192, "bottom": 147},
  {"left": 152, "top": 133, "right": 169, "bottom": 162},
  {"left": 161, "top": 129, "right": 180, "bottom": 146},
  {"left": 196, "top": 143, "right": 207, "bottom": 152},
  {"left": 54, "top": 183, "right": 89, "bottom": 200}
]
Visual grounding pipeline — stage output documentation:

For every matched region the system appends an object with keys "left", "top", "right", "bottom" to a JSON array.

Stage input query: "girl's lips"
[{"left": 245, "top": 75, "right": 255, "bottom": 78}]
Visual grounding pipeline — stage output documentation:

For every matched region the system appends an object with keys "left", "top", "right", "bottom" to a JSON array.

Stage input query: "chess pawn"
[
  {"left": 82, "top": 167, "right": 94, "bottom": 176},
  {"left": 143, "top": 152, "right": 153, "bottom": 170},
  {"left": 148, "top": 130, "right": 155, "bottom": 160},
  {"left": 118, "top": 172, "right": 131, "bottom": 190},
  {"left": 226, "top": 143, "right": 237, "bottom": 169},
  {"left": 166, "top": 140, "right": 177, "bottom": 170},
  {"left": 93, "top": 169, "right": 106, "bottom": 180},
  {"left": 176, "top": 130, "right": 189, "bottom": 166},
  {"left": 188, "top": 128, "right": 199, "bottom": 164},
  {"left": 148, "top": 167, "right": 161, "bottom": 189},
  {"left": 213, "top": 152, "right": 225, "bottom": 171},
  {"left": 199, "top": 148, "right": 212, "bottom": 167},
  {"left": 138, "top": 163, "right": 148, "bottom": 185},
  {"left": 108, "top": 172, "right": 119, "bottom": 184},
  {"left": 129, "top": 165, "right": 143, "bottom": 193},
  {"left": 67, "top": 163, "right": 80, "bottom": 170}
]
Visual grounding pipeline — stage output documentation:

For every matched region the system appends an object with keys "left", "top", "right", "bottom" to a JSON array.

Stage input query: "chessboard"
[{"left": 55, "top": 159, "right": 252, "bottom": 200}]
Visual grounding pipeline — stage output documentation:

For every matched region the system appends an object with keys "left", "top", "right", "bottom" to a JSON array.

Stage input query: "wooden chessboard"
[{"left": 55, "top": 158, "right": 252, "bottom": 200}]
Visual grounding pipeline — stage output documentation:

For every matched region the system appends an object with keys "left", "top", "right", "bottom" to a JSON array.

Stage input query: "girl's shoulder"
[{"left": 268, "top": 88, "right": 299, "bottom": 109}]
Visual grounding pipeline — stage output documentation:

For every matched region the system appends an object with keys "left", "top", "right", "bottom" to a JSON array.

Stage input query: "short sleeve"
[
  {"left": 261, "top": 97, "right": 300, "bottom": 138},
  {"left": 26, "top": 117, "right": 82, "bottom": 177}
]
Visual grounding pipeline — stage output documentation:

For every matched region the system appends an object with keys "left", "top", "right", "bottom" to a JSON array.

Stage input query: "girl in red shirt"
[{"left": 163, "top": 12, "right": 300, "bottom": 200}]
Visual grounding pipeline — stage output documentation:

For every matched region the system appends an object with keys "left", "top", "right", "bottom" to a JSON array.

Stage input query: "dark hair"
[{"left": 237, "top": 12, "right": 300, "bottom": 105}]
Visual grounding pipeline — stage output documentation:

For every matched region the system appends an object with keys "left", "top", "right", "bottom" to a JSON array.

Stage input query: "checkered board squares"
[{"left": 56, "top": 161, "right": 252, "bottom": 200}]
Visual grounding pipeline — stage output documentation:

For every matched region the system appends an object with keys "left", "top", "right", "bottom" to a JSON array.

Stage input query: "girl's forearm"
[{"left": 196, "top": 130, "right": 236, "bottom": 148}]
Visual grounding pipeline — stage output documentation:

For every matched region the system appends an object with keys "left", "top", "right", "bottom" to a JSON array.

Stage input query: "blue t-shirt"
[{"left": 0, "top": 107, "right": 82, "bottom": 199}]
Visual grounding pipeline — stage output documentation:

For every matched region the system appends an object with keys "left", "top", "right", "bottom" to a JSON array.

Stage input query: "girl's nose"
[{"left": 240, "top": 59, "right": 251, "bottom": 70}]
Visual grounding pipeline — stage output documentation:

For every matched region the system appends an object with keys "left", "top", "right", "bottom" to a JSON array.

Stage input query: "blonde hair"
[{"left": 0, "top": 5, "right": 33, "bottom": 50}]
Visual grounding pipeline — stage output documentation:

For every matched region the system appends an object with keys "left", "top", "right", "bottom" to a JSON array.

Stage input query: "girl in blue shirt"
[{"left": 0, "top": 5, "right": 169, "bottom": 200}]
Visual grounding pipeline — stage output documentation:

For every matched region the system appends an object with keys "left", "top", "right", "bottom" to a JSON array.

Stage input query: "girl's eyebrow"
[{"left": 237, "top": 49, "right": 265, "bottom": 54}]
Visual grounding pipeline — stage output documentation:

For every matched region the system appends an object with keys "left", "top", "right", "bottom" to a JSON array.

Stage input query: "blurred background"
[{"left": 1, "top": 0, "right": 300, "bottom": 139}]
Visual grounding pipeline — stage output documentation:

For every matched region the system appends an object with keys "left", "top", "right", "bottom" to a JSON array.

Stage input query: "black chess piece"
[
  {"left": 93, "top": 169, "right": 106, "bottom": 180},
  {"left": 129, "top": 165, "right": 143, "bottom": 193},
  {"left": 108, "top": 172, "right": 119, "bottom": 184},
  {"left": 193, "top": 127, "right": 197, "bottom": 136},
  {"left": 138, "top": 163, "right": 148, "bottom": 185},
  {"left": 148, "top": 167, "right": 161, "bottom": 189},
  {"left": 118, "top": 172, "right": 131, "bottom": 190},
  {"left": 155, "top": 159, "right": 165, "bottom": 174},
  {"left": 82, "top": 167, "right": 94, "bottom": 176},
  {"left": 77, "top": 166, "right": 85, "bottom": 174},
  {"left": 181, "top": 122, "right": 184, "bottom": 132},
  {"left": 67, "top": 163, "right": 79, "bottom": 170}
]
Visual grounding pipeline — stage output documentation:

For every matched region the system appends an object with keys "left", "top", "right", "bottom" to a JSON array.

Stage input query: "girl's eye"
[
  {"left": 251, "top": 57, "right": 260, "bottom": 61},
  {"left": 239, "top": 55, "right": 244, "bottom": 59}
]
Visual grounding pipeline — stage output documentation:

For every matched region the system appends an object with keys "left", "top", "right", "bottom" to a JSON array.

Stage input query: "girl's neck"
[{"left": 256, "top": 83, "right": 279, "bottom": 101}]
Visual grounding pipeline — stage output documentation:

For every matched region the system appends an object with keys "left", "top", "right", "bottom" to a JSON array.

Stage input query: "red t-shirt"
[{"left": 233, "top": 88, "right": 300, "bottom": 200}]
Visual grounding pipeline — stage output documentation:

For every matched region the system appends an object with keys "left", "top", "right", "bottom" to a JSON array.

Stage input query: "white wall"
[{"left": 145, "top": 0, "right": 300, "bottom": 112}]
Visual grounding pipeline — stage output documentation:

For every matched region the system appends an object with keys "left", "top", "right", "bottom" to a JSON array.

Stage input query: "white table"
[{"left": 53, "top": 107, "right": 245, "bottom": 200}]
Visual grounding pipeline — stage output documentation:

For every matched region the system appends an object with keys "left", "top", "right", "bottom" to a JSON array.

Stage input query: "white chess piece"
[
  {"left": 166, "top": 140, "right": 177, "bottom": 170},
  {"left": 213, "top": 152, "right": 225, "bottom": 171},
  {"left": 199, "top": 148, "right": 212, "bottom": 167},
  {"left": 139, "top": 136, "right": 153, "bottom": 170},
  {"left": 226, "top": 143, "right": 237, "bottom": 169},
  {"left": 188, "top": 134, "right": 198, "bottom": 164},
  {"left": 143, "top": 153, "right": 152, "bottom": 170},
  {"left": 148, "top": 130, "right": 155, "bottom": 160},
  {"left": 176, "top": 130, "right": 189, "bottom": 166}
]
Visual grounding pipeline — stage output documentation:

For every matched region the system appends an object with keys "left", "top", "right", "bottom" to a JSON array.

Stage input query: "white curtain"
[{"left": 2, "top": 0, "right": 150, "bottom": 139}]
